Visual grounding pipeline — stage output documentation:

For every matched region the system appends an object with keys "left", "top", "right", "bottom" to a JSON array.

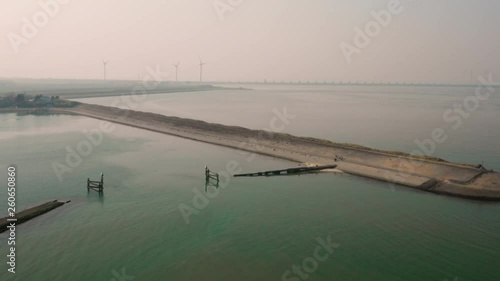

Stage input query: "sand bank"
[{"left": 19, "top": 103, "right": 500, "bottom": 200}]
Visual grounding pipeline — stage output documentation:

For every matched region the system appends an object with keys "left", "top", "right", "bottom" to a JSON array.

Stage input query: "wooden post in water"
[
  {"left": 205, "top": 166, "right": 219, "bottom": 184},
  {"left": 100, "top": 173, "right": 104, "bottom": 192},
  {"left": 87, "top": 173, "right": 104, "bottom": 193}
]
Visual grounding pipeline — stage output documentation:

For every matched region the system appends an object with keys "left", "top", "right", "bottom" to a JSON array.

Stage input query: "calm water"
[{"left": 0, "top": 85, "right": 499, "bottom": 281}]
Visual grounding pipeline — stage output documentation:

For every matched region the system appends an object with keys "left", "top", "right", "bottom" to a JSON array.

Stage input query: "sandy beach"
[{"left": 29, "top": 103, "right": 498, "bottom": 200}]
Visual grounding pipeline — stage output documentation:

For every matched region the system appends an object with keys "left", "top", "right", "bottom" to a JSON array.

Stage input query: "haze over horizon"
[{"left": 1, "top": 0, "right": 499, "bottom": 83}]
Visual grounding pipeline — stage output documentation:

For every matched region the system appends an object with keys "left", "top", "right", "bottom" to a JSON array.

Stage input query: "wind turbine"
[
  {"left": 173, "top": 62, "right": 180, "bottom": 82},
  {"left": 199, "top": 57, "right": 206, "bottom": 82},
  {"left": 102, "top": 60, "right": 109, "bottom": 81}
]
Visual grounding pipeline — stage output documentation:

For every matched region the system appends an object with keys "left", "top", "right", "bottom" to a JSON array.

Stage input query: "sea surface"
[{"left": 1, "top": 85, "right": 499, "bottom": 281}]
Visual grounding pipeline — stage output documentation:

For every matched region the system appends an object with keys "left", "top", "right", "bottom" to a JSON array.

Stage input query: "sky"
[{"left": 0, "top": 0, "right": 499, "bottom": 83}]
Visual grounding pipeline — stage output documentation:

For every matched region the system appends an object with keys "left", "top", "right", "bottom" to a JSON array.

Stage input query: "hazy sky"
[{"left": 0, "top": 0, "right": 499, "bottom": 83}]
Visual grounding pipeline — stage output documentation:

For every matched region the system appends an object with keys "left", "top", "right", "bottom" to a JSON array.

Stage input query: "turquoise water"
[{"left": 0, "top": 85, "right": 499, "bottom": 281}]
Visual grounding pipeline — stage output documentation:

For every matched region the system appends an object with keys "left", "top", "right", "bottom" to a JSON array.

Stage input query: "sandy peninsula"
[{"left": 21, "top": 103, "right": 500, "bottom": 201}]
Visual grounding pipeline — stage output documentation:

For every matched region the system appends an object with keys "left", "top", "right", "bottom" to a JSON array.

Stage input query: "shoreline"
[
  {"left": 6, "top": 104, "right": 500, "bottom": 201},
  {"left": 0, "top": 82, "right": 250, "bottom": 100},
  {"left": 64, "top": 85, "right": 250, "bottom": 100}
]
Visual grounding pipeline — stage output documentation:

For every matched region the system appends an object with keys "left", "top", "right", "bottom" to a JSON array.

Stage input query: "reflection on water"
[
  {"left": 87, "top": 188, "right": 104, "bottom": 205},
  {"left": 0, "top": 113, "right": 92, "bottom": 140},
  {"left": 205, "top": 179, "right": 219, "bottom": 193}
]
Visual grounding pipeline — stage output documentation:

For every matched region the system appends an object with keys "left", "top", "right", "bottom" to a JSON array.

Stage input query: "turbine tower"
[
  {"left": 102, "top": 60, "right": 109, "bottom": 81},
  {"left": 173, "top": 62, "right": 180, "bottom": 82},
  {"left": 199, "top": 58, "right": 206, "bottom": 82}
]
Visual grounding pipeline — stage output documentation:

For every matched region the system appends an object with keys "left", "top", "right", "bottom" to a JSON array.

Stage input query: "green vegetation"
[{"left": 0, "top": 93, "right": 79, "bottom": 108}]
